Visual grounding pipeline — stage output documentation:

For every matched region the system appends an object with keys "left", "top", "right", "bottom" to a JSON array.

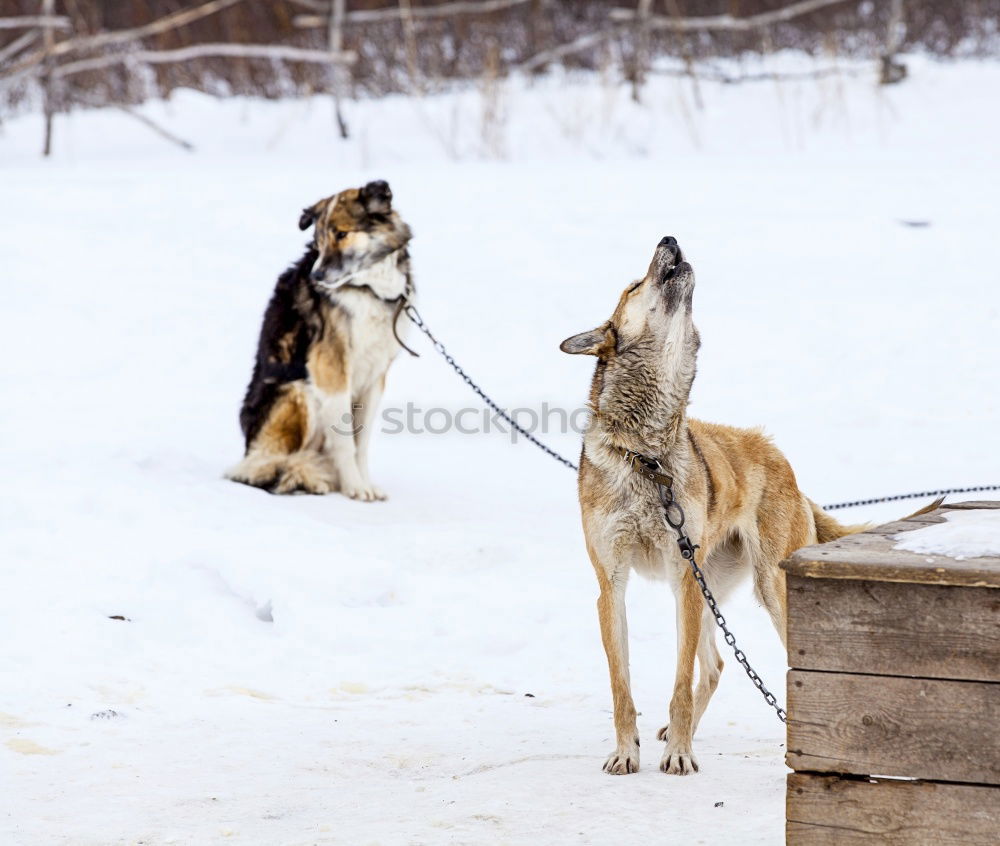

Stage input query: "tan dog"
[
  {"left": 227, "top": 180, "right": 413, "bottom": 499},
  {"left": 560, "top": 236, "right": 863, "bottom": 775}
]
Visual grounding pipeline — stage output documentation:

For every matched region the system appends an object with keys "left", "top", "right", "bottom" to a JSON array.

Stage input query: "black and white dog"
[{"left": 227, "top": 180, "right": 414, "bottom": 500}]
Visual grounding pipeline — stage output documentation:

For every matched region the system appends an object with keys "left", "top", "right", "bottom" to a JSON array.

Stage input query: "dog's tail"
[
  {"left": 226, "top": 449, "right": 333, "bottom": 495},
  {"left": 809, "top": 500, "right": 868, "bottom": 544},
  {"left": 809, "top": 495, "right": 945, "bottom": 545}
]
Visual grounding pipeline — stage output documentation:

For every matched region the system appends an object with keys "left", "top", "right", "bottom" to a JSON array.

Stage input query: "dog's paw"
[
  {"left": 273, "top": 467, "right": 332, "bottom": 495},
  {"left": 660, "top": 748, "right": 699, "bottom": 775},
  {"left": 341, "top": 481, "right": 385, "bottom": 502},
  {"left": 603, "top": 744, "right": 639, "bottom": 775}
]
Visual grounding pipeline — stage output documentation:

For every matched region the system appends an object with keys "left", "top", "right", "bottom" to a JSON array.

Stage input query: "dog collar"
[{"left": 612, "top": 445, "right": 674, "bottom": 488}]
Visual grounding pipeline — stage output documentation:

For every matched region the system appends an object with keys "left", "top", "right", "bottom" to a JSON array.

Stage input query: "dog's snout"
[
  {"left": 658, "top": 236, "right": 677, "bottom": 248},
  {"left": 363, "top": 180, "right": 391, "bottom": 203},
  {"left": 310, "top": 268, "right": 325, "bottom": 282}
]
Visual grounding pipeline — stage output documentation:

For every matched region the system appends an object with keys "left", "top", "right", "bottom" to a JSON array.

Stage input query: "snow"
[
  {"left": 894, "top": 510, "right": 1000, "bottom": 559},
  {"left": 2, "top": 54, "right": 1000, "bottom": 844}
]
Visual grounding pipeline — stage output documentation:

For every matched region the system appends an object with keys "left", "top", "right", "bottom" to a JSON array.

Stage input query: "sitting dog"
[
  {"left": 227, "top": 180, "right": 413, "bottom": 500},
  {"left": 560, "top": 237, "right": 863, "bottom": 775}
]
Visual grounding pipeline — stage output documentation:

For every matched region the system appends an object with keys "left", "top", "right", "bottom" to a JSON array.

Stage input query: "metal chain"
[
  {"left": 403, "top": 303, "right": 579, "bottom": 471},
  {"left": 403, "top": 302, "right": 998, "bottom": 515},
  {"left": 659, "top": 480, "right": 787, "bottom": 722},
  {"left": 820, "top": 484, "right": 1000, "bottom": 511}
]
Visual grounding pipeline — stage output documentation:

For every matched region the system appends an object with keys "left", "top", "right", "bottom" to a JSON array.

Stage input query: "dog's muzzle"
[{"left": 655, "top": 236, "right": 685, "bottom": 283}]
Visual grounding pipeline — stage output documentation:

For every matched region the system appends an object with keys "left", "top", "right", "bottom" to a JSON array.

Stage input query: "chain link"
[{"left": 403, "top": 303, "right": 579, "bottom": 471}]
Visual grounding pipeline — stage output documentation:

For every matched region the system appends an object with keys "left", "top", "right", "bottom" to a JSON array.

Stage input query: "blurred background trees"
[{"left": 2, "top": 1, "right": 998, "bottom": 141}]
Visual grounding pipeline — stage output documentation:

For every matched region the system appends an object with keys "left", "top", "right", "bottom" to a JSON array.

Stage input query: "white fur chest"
[
  {"left": 324, "top": 256, "right": 411, "bottom": 394},
  {"left": 585, "top": 441, "right": 680, "bottom": 582}
]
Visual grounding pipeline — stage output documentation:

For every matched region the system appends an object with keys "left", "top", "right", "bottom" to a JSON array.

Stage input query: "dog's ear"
[
  {"left": 360, "top": 180, "right": 392, "bottom": 214},
  {"left": 298, "top": 200, "right": 324, "bottom": 231},
  {"left": 560, "top": 324, "right": 615, "bottom": 356}
]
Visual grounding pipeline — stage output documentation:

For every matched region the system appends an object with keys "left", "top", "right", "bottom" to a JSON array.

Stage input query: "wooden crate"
[{"left": 782, "top": 500, "right": 1000, "bottom": 845}]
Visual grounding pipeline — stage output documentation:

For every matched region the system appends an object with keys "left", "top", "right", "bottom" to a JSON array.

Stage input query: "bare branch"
[
  {"left": 285, "top": 0, "right": 330, "bottom": 11},
  {"left": 0, "top": 29, "right": 38, "bottom": 64},
  {"left": 295, "top": 0, "right": 533, "bottom": 27},
  {"left": 115, "top": 105, "right": 196, "bottom": 151},
  {"left": 610, "top": 0, "right": 855, "bottom": 32},
  {"left": 52, "top": 43, "right": 356, "bottom": 79},
  {"left": 329, "top": 0, "right": 349, "bottom": 138},
  {"left": 630, "top": 0, "right": 654, "bottom": 102},
  {"left": 2, "top": 0, "right": 248, "bottom": 78},
  {"left": 516, "top": 28, "right": 616, "bottom": 74},
  {"left": 398, "top": 0, "right": 422, "bottom": 90},
  {"left": 61, "top": 0, "right": 248, "bottom": 54},
  {"left": 41, "top": 0, "right": 57, "bottom": 157},
  {"left": 70, "top": 89, "right": 197, "bottom": 150},
  {"left": 0, "top": 15, "right": 69, "bottom": 30},
  {"left": 649, "top": 63, "right": 869, "bottom": 84}
]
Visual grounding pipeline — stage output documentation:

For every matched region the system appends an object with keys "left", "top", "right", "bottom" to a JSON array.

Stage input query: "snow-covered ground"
[{"left": 2, "top": 55, "right": 999, "bottom": 845}]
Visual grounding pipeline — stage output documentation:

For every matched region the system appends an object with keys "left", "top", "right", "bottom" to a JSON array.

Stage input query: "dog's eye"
[{"left": 335, "top": 230, "right": 349, "bottom": 241}]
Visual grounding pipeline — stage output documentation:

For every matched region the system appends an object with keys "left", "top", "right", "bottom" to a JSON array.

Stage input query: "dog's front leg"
[
  {"left": 352, "top": 379, "right": 387, "bottom": 501},
  {"left": 659, "top": 568, "right": 702, "bottom": 774},
  {"left": 316, "top": 390, "right": 376, "bottom": 502},
  {"left": 593, "top": 555, "right": 639, "bottom": 774}
]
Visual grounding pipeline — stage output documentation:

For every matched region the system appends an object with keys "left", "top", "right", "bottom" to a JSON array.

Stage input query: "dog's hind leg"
[
  {"left": 592, "top": 546, "right": 639, "bottom": 775},
  {"left": 227, "top": 382, "right": 331, "bottom": 493},
  {"left": 659, "top": 569, "right": 702, "bottom": 775},
  {"left": 753, "top": 563, "right": 788, "bottom": 648},
  {"left": 751, "top": 522, "right": 789, "bottom": 647}
]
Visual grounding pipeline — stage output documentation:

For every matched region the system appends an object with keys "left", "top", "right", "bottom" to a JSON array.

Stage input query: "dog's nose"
[
  {"left": 364, "top": 179, "right": 390, "bottom": 199},
  {"left": 310, "top": 269, "right": 325, "bottom": 282},
  {"left": 659, "top": 236, "right": 677, "bottom": 247}
]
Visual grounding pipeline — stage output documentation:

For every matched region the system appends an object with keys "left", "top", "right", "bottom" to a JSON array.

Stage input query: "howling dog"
[
  {"left": 227, "top": 180, "right": 413, "bottom": 499},
  {"left": 560, "top": 236, "right": 865, "bottom": 775}
]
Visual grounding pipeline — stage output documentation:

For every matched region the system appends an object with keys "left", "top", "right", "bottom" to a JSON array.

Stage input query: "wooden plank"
[
  {"left": 786, "top": 670, "right": 1000, "bottom": 784},
  {"left": 787, "top": 576, "right": 1000, "bottom": 682},
  {"left": 782, "top": 501, "right": 1000, "bottom": 588},
  {"left": 787, "top": 773, "right": 1000, "bottom": 845},
  {"left": 943, "top": 500, "right": 1000, "bottom": 510}
]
